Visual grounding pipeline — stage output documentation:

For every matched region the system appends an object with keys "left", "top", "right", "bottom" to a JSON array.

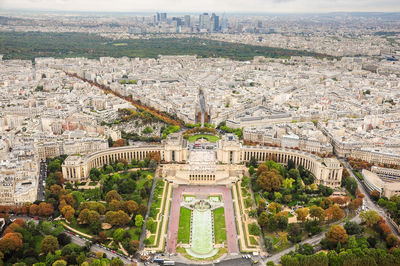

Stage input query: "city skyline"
[{"left": 2, "top": 0, "right": 400, "bottom": 13}]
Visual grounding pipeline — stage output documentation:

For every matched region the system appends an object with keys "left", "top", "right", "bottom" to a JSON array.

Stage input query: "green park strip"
[
  {"left": 213, "top": 207, "right": 227, "bottom": 244},
  {"left": 0, "top": 32, "right": 337, "bottom": 61},
  {"left": 187, "top": 134, "right": 220, "bottom": 143},
  {"left": 178, "top": 207, "right": 192, "bottom": 244}
]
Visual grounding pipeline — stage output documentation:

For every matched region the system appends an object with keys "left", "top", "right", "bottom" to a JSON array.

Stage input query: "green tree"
[
  {"left": 41, "top": 235, "right": 59, "bottom": 254},
  {"left": 360, "top": 210, "right": 380, "bottom": 227},
  {"left": 135, "top": 214, "right": 144, "bottom": 227},
  {"left": 113, "top": 228, "right": 126, "bottom": 242}
]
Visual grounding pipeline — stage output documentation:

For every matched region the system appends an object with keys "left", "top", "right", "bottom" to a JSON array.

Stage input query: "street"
[{"left": 37, "top": 161, "right": 46, "bottom": 201}]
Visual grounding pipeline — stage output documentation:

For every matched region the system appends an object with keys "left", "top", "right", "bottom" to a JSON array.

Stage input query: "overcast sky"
[{"left": 1, "top": 0, "right": 400, "bottom": 13}]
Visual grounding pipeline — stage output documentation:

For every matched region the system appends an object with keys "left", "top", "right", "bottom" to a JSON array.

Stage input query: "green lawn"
[
  {"left": 188, "top": 134, "right": 220, "bottom": 143},
  {"left": 178, "top": 207, "right": 191, "bottom": 244},
  {"left": 249, "top": 236, "right": 258, "bottom": 245},
  {"left": 213, "top": 208, "right": 227, "bottom": 244}
]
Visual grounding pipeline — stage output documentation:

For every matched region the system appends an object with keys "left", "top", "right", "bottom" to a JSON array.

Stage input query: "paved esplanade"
[{"left": 167, "top": 185, "right": 239, "bottom": 254}]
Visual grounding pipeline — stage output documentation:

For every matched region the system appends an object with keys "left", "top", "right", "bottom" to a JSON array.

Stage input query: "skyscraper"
[
  {"left": 211, "top": 13, "right": 220, "bottom": 32},
  {"left": 199, "top": 13, "right": 211, "bottom": 31},
  {"left": 184, "top": 15, "right": 191, "bottom": 27}
]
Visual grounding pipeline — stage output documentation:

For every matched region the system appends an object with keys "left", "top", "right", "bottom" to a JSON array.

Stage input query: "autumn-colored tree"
[
  {"left": 98, "top": 231, "right": 108, "bottom": 243},
  {"left": 0, "top": 238, "right": 17, "bottom": 254},
  {"left": 109, "top": 200, "right": 122, "bottom": 211},
  {"left": 296, "top": 208, "right": 309, "bottom": 223},
  {"left": 360, "top": 210, "right": 380, "bottom": 227},
  {"left": 267, "top": 202, "right": 282, "bottom": 214},
  {"left": 13, "top": 218, "right": 24, "bottom": 227},
  {"left": 257, "top": 169, "right": 282, "bottom": 192},
  {"left": 257, "top": 164, "right": 269, "bottom": 176},
  {"left": 41, "top": 235, "right": 59, "bottom": 254},
  {"left": 61, "top": 205, "right": 75, "bottom": 221},
  {"left": 325, "top": 204, "right": 344, "bottom": 221},
  {"left": 370, "top": 190, "right": 380, "bottom": 201},
  {"left": 129, "top": 240, "right": 140, "bottom": 254},
  {"left": 60, "top": 194, "right": 76, "bottom": 208},
  {"left": 386, "top": 234, "right": 400, "bottom": 248},
  {"left": 326, "top": 225, "right": 348, "bottom": 244},
  {"left": 2, "top": 233, "right": 23, "bottom": 249},
  {"left": 321, "top": 197, "right": 333, "bottom": 209},
  {"left": 55, "top": 171, "right": 65, "bottom": 185},
  {"left": 50, "top": 184, "right": 63, "bottom": 196},
  {"left": 105, "top": 190, "right": 122, "bottom": 203},
  {"left": 38, "top": 202, "right": 54, "bottom": 217},
  {"left": 348, "top": 198, "right": 363, "bottom": 213},
  {"left": 105, "top": 210, "right": 130, "bottom": 226},
  {"left": 29, "top": 204, "right": 39, "bottom": 216},
  {"left": 258, "top": 199, "right": 266, "bottom": 213},
  {"left": 113, "top": 139, "right": 127, "bottom": 147},
  {"left": 309, "top": 205, "right": 325, "bottom": 223},
  {"left": 78, "top": 209, "right": 100, "bottom": 225},
  {"left": 4, "top": 223, "right": 21, "bottom": 235},
  {"left": 79, "top": 202, "right": 106, "bottom": 215},
  {"left": 146, "top": 151, "right": 161, "bottom": 163},
  {"left": 123, "top": 200, "right": 139, "bottom": 215},
  {"left": 379, "top": 221, "right": 392, "bottom": 236}
]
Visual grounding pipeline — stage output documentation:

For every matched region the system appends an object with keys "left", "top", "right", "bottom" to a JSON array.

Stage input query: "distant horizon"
[
  {"left": 1, "top": 0, "right": 400, "bottom": 15},
  {"left": 1, "top": 8, "right": 400, "bottom": 17}
]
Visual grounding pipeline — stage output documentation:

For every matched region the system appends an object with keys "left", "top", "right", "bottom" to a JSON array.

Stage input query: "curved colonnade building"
[{"left": 62, "top": 133, "right": 343, "bottom": 188}]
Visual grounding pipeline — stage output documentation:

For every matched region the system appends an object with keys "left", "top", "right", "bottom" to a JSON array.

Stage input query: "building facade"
[{"left": 62, "top": 133, "right": 343, "bottom": 188}]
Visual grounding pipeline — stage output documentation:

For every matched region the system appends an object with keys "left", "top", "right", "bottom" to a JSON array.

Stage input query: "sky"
[{"left": 1, "top": 0, "right": 400, "bottom": 14}]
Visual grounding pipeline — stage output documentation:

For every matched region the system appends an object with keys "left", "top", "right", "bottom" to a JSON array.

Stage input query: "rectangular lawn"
[
  {"left": 213, "top": 207, "right": 227, "bottom": 244},
  {"left": 177, "top": 207, "right": 191, "bottom": 244}
]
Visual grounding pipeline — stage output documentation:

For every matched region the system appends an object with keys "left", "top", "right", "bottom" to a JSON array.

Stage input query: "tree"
[
  {"left": 129, "top": 240, "right": 140, "bottom": 254},
  {"left": 348, "top": 198, "right": 363, "bottom": 213},
  {"left": 298, "top": 243, "right": 314, "bottom": 255},
  {"left": 109, "top": 200, "right": 122, "bottom": 211},
  {"left": 268, "top": 202, "right": 282, "bottom": 214},
  {"left": 309, "top": 205, "right": 325, "bottom": 223},
  {"left": 257, "top": 169, "right": 282, "bottom": 192},
  {"left": 249, "top": 166, "right": 255, "bottom": 176},
  {"left": 61, "top": 205, "right": 75, "bottom": 221},
  {"left": 78, "top": 209, "right": 100, "bottom": 225},
  {"left": 325, "top": 204, "right": 344, "bottom": 221},
  {"left": 386, "top": 234, "right": 400, "bottom": 248},
  {"left": 360, "top": 210, "right": 380, "bottom": 227},
  {"left": 326, "top": 225, "right": 348, "bottom": 244},
  {"left": 264, "top": 236, "right": 273, "bottom": 252},
  {"left": 41, "top": 235, "right": 59, "bottom": 254},
  {"left": 277, "top": 215, "right": 288, "bottom": 230},
  {"left": 345, "top": 177, "right": 357, "bottom": 196},
  {"left": 52, "top": 260, "right": 67, "bottom": 266},
  {"left": 2, "top": 233, "right": 23, "bottom": 249},
  {"left": 113, "top": 228, "right": 126, "bottom": 242},
  {"left": 258, "top": 199, "right": 266, "bottom": 213},
  {"left": 112, "top": 139, "right": 126, "bottom": 147},
  {"left": 282, "top": 178, "right": 295, "bottom": 189},
  {"left": 370, "top": 190, "right": 380, "bottom": 201},
  {"left": 38, "top": 202, "right": 54, "bottom": 217},
  {"left": 97, "top": 231, "right": 108, "bottom": 244},
  {"left": 135, "top": 214, "right": 144, "bottom": 227},
  {"left": 29, "top": 204, "right": 39, "bottom": 216},
  {"left": 123, "top": 200, "right": 139, "bottom": 215},
  {"left": 296, "top": 208, "right": 309, "bottom": 223},
  {"left": 105, "top": 190, "right": 122, "bottom": 203},
  {"left": 105, "top": 210, "right": 130, "bottom": 226},
  {"left": 111, "top": 257, "right": 124, "bottom": 266},
  {"left": 344, "top": 221, "right": 364, "bottom": 235},
  {"left": 258, "top": 212, "right": 269, "bottom": 229}
]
